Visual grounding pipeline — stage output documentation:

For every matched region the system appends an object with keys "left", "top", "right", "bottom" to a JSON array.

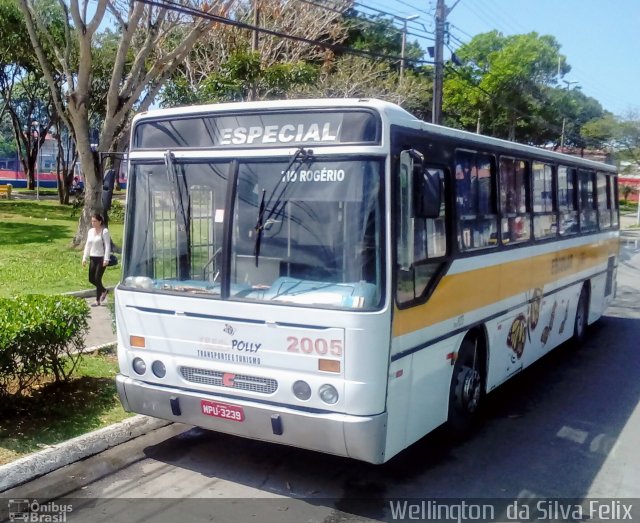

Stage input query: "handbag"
[{"left": 101, "top": 230, "right": 118, "bottom": 267}]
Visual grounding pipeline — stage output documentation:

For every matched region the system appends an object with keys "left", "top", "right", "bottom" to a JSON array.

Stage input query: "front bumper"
[{"left": 116, "top": 374, "right": 388, "bottom": 464}]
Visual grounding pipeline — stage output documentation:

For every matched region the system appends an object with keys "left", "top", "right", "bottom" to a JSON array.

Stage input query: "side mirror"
[
  {"left": 406, "top": 149, "right": 441, "bottom": 219},
  {"left": 414, "top": 168, "right": 442, "bottom": 219}
]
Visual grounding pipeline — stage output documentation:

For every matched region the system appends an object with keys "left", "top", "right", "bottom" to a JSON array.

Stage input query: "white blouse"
[{"left": 83, "top": 227, "right": 112, "bottom": 262}]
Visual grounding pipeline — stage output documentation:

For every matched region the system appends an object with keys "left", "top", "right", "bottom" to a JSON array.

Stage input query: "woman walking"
[{"left": 82, "top": 213, "right": 111, "bottom": 306}]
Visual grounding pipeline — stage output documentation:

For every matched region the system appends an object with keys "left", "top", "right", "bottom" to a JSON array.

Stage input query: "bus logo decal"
[
  {"left": 223, "top": 324, "right": 236, "bottom": 336},
  {"left": 222, "top": 373, "right": 236, "bottom": 387},
  {"left": 529, "top": 288, "right": 543, "bottom": 331},
  {"left": 541, "top": 301, "right": 558, "bottom": 346},
  {"left": 507, "top": 314, "right": 527, "bottom": 359}
]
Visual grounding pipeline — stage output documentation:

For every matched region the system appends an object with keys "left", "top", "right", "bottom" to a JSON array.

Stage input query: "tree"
[
  {"left": 443, "top": 31, "right": 567, "bottom": 142},
  {"left": 0, "top": 0, "right": 53, "bottom": 188},
  {"left": 161, "top": 49, "right": 319, "bottom": 105},
  {"left": 620, "top": 184, "right": 634, "bottom": 203},
  {"left": 341, "top": 9, "right": 423, "bottom": 72},
  {"left": 0, "top": 0, "right": 86, "bottom": 201},
  {"left": 545, "top": 86, "right": 605, "bottom": 151},
  {"left": 6, "top": 75, "right": 53, "bottom": 189},
  {"left": 294, "top": 54, "right": 431, "bottom": 118},
  {"left": 0, "top": 113, "right": 16, "bottom": 157},
  {"left": 582, "top": 113, "right": 640, "bottom": 167},
  {"left": 162, "top": 0, "right": 351, "bottom": 107},
  {"left": 18, "top": 0, "right": 234, "bottom": 245}
]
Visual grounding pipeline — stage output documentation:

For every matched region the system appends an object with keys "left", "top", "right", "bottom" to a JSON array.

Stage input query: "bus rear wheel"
[{"left": 447, "top": 338, "right": 484, "bottom": 435}]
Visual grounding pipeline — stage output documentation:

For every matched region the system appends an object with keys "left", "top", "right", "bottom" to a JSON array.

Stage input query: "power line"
[
  {"left": 447, "top": 22, "right": 472, "bottom": 43},
  {"left": 355, "top": 0, "right": 434, "bottom": 21},
  {"left": 350, "top": 1, "right": 434, "bottom": 40},
  {"left": 134, "top": 0, "right": 435, "bottom": 67},
  {"left": 297, "top": 0, "right": 436, "bottom": 45}
]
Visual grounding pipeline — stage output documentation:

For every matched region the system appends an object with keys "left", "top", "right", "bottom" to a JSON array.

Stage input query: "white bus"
[{"left": 116, "top": 98, "right": 619, "bottom": 464}]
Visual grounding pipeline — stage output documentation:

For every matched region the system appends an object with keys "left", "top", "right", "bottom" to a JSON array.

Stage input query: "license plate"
[{"left": 201, "top": 399, "right": 245, "bottom": 422}]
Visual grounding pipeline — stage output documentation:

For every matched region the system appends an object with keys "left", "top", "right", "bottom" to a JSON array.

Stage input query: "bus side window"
[
  {"left": 499, "top": 157, "right": 531, "bottom": 245},
  {"left": 596, "top": 172, "right": 611, "bottom": 230},
  {"left": 455, "top": 150, "right": 498, "bottom": 251},
  {"left": 532, "top": 161, "right": 556, "bottom": 240},
  {"left": 557, "top": 165, "right": 578, "bottom": 235},
  {"left": 397, "top": 151, "right": 448, "bottom": 304},
  {"left": 611, "top": 176, "right": 619, "bottom": 227},
  {"left": 578, "top": 169, "right": 597, "bottom": 232}
]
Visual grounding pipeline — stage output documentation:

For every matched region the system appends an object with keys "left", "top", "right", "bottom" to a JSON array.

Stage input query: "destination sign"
[{"left": 133, "top": 109, "right": 380, "bottom": 150}]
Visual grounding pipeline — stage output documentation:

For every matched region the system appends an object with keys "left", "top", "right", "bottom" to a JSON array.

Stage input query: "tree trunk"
[{"left": 72, "top": 114, "right": 103, "bottom": 246}]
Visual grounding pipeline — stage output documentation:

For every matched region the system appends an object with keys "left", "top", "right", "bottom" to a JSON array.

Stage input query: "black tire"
[
  {"left": 447, "top": 338, "right": 485, "bottom": 435},
  {"left": 573, "top": 286, "right": 589, "bottom": 347}
]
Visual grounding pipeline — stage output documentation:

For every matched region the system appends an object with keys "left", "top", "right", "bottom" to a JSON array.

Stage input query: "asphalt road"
[{"left": 3, "top": 230, "right": 640, "bottom": 523}]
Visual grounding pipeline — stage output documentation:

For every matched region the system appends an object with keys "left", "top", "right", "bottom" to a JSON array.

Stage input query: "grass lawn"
[
  {"left": 0, "top": 199, "right": 122, "bottom": 297},
  {"left": 0, "top": 347, "right": 133, "bottom": 465}
]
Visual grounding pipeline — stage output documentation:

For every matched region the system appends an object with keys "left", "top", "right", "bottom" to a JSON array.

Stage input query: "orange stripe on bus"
[{"left": 393, "top": 238, "right": 619, "bottom": 337}]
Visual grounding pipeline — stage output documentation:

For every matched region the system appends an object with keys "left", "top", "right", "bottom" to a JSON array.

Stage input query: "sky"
[{"left": 362, "top": 0, "right": 640, "bottom": 118}]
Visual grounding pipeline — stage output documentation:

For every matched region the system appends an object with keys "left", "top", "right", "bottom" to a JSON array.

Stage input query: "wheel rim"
[{"left": 457, "top": 366, "right": 481, "bottom": 413}]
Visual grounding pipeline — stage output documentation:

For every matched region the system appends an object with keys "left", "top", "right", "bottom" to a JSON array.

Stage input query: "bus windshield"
[{"left": 123, "top": 156, "right": 384, "bottom": 310}]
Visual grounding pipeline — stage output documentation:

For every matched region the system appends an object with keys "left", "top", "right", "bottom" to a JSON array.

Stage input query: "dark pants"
[{"left": 89, "top": 256, "right": 107, "bottom": 300}]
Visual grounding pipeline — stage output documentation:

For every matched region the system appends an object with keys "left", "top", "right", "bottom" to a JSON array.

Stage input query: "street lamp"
[
  {"left": 399, "top": 14, "right": 419, "bottom": 80},
  {"left": 32, "top": 121, "right": 40, "bottom": 200},
  {"left": 560, "top": 80, "right": 579, "bottom": 153}
]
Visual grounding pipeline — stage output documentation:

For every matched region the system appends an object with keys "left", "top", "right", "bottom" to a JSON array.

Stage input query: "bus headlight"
[
  {"left": 319, "top": 384, "right": 339, "bottom": 404},
  {"left": 124, "top": 276, "right": 153, "bottom": 289},
  {"left": 292, "top": 380, "right": 311, "bottom": 400},
  {"left": 151, "top": 360, "right": 166, "bottom": 378},
  {"left": 132, "top": 357, "right": 146, "bottom": 375}
]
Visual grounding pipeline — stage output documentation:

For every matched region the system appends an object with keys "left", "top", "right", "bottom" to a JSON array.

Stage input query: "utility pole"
[
  {"left": 560, "top": 79, "right": 578, "bottom": 152},
  {"left": 432, "top": 0, "right": 459, "bottom": 124},
  {"left": 251, "top": 0, "right": 259, "bottom": 53},
  {"left": 32, "top": 121, "right": 40, "bottom": 200},
  {"left": 400, "top": 14, "right": 419, "bottom": 80},
  {"left": 432, "top": 0, "right": 445, "bottom": 125},
  {"left": 248, "top": 0, "right": 259, "bottom": 102}
]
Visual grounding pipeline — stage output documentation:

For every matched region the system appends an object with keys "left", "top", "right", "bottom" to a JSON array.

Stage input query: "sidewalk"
[
  {"left": 84, "top": 293, "right": 117, "bottom": 350},
  {"left": 621, "top": 211, "right": 639, "bottom": 229},
  {"left": 65, "top": 288, "right": 117, "bottom": 350}
]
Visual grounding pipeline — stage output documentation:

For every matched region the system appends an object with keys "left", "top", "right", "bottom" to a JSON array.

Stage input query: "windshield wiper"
[
  {"left": 253, "top": 147, "right": 312, "bottom": 267},
  {"left": 164, "top": 151, "right": 189, "bottom": 231},
  {"left": 254, "top": 189, "right": 267, "bottom": 266},
  {"left": 164, "top": 151, "right": 191, "bottom": 279}
]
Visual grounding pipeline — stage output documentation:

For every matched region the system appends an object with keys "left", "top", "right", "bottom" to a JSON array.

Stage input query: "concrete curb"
[
  {"left": 64, "top": 287, "right": 115, "bottom": 299},
  {"left": 0, "top": 415, "right": 172, "bottom": 493},
  {"left": 83, "top": 341, "right": 117, "bottom": 354}
]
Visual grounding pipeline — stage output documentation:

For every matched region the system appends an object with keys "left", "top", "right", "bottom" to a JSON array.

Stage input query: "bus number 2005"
[{"left": 287, "top": 336, "right": 343, "bottom": 357}]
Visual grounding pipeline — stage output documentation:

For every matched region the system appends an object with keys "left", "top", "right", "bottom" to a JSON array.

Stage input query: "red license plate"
[{"left": 201, "top": 399, "right": 245, "bottom": 422}]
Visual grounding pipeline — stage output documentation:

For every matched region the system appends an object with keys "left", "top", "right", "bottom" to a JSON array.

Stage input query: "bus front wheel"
[
  {"left": 447, "top": 338, "right": 484, "bottom": 435},
  {"left": 573, "top": 285, "right": 589, "bottom": 347}
]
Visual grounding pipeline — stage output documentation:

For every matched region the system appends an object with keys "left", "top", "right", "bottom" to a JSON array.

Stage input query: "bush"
[
  {"left": 108, "top": 200, "right": 125, "bottom": 224},
  {"left": 0, "top": 295, "right": 90, "bottom": 397}
]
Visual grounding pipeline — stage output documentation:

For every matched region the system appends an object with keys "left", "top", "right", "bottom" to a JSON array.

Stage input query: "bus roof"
[{"left": 133, "top": 98, "right": 616, "bottom": 173}]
